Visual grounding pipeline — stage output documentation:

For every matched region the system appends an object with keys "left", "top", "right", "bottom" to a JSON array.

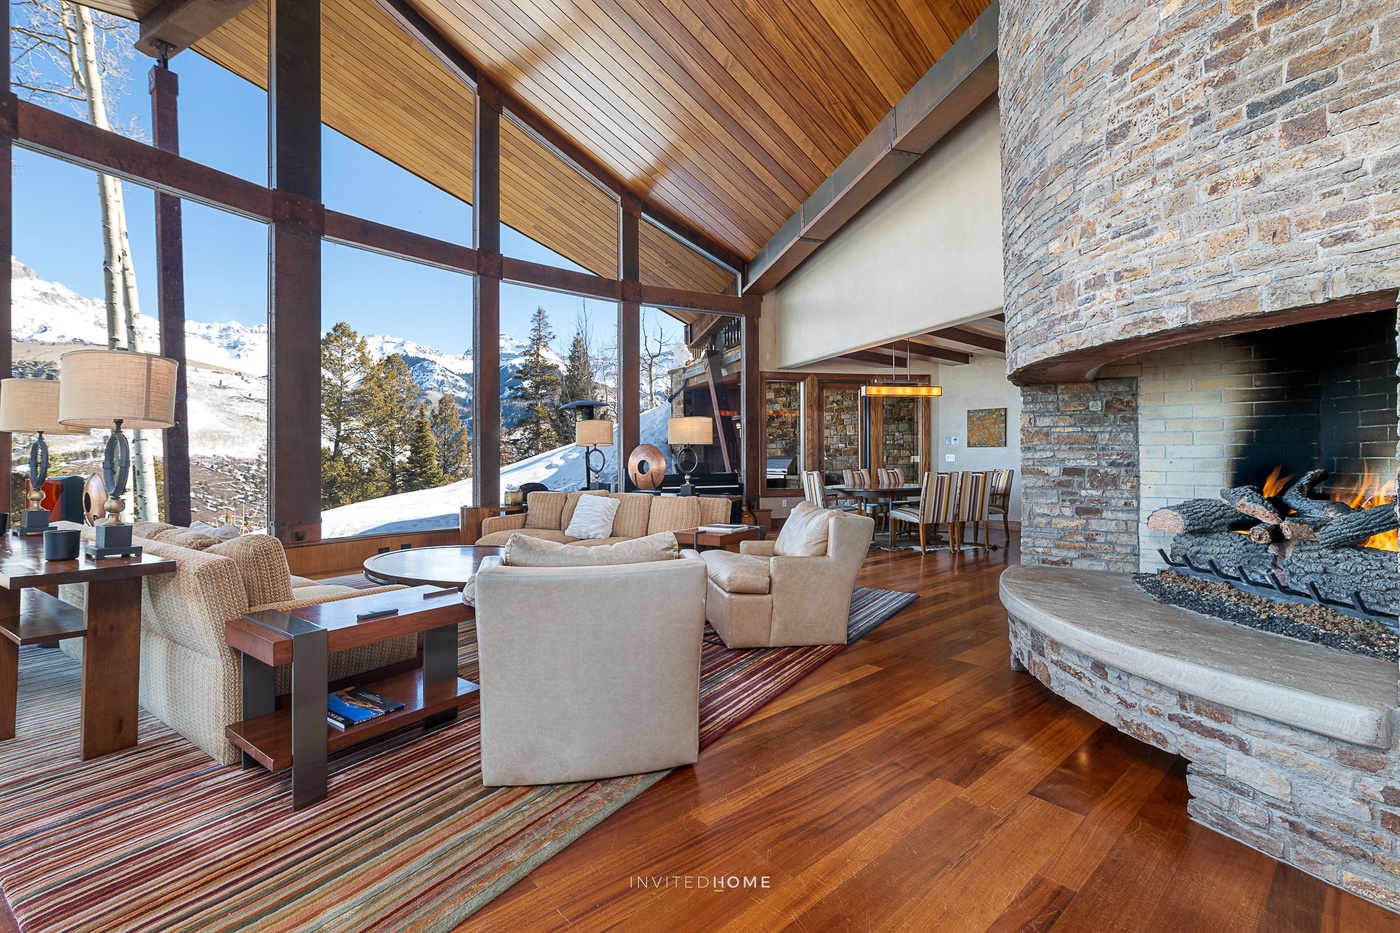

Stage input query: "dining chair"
[
  {"left": 801, "top": 471, "right": 856, "bottom": 511},
  {"left": 987, "top": 469, "right": 1015, "bottom": 546},
  {"left": 842, "top": 469, "right": 881, "bottom": 526},
  {"left": 952, "top": 470, "right": 992, "bottom": 550},
  {"left": 889, "top": 471, "right": 958, "bottom": 553},
  {"left": 878, "top": 466, "right": 916, "bottom": 508}
]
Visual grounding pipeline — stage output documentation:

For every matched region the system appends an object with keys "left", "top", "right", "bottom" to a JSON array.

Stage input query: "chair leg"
[
  {"left": 1003, "top": 514, "right": 1010, "bottom": 546},
  {"left": 918, "top": 522, "right": 926, "bottom": 554}
]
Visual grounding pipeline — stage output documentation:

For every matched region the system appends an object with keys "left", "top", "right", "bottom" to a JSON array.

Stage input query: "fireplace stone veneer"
[{"left": 1004, "top": 566, "right": 1400, "bottom": 909}]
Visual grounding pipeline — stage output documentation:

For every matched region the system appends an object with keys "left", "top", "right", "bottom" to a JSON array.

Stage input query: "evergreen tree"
[
  {"left": 506, "top": 307, "right": 564, "bottom": 459},
  {"left": 358, "top": 353, "right": 420, "bottom": 496},
  {"left": 403, "top": 404, "right": 446, "bottom": 491},
  {"left": 430, "top": 394, "right": 470, "bottom": 479},
  {"left": 557, "top": 324, "right": 596, "bottom": 440},
  {"left": 321, "top": 322, "right": 371, "bottom": 460}
]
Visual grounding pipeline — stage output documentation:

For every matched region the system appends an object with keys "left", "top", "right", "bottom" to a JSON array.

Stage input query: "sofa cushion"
[
  {"left": 647, "top": 496, "right": 701, "bottom": 535},
  {"left": 774, "top": 501, "right": 830, "bottom": 557},
  {"left": 206, "top": 534, "right": 295, "bottom": 607},
  {"left": 157, "top": 529, "right": 221, "bottom": 550},
  {"left": 476, "top": 528, "right": 576, "bottom": 547},
  {"left": 611, "top": 493, "right": 653, "bottom": 538},
  {"left": 564, "top": 493, "right": 620, "bottom": 539},
  {"left": 133, "top": 521, "right": 179, "bottom": 539},
  {"left": 701, "top": 550, "right": 771, "bottom": 595},
  {"left": 561, "top": 489, "right": 611, "bottom": 529},
  {"left": 697, "top": 496, "right": 732, "bottom": 526},
  {"left": 523, "top": 492, "right": 568, "bottom": 530},
  {"left": 502, "top": 531, "right": 679, "bottom": 567}
]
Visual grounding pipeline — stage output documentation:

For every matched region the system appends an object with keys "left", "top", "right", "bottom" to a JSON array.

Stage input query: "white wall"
[
  {"left": 760, "top": 98, "right": 1003, "bottom": 372},
  {"left": 935, "top": 356, "right": 1022, "bottom": 522}
]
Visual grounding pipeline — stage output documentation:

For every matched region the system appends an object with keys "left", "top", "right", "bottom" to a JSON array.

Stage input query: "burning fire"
[
  {"left": 1260, "top": 466, "right": 1296, "bottom": 498},
  {"left": 1331, "top": 465, "right": 1397, "bottom": 552}
]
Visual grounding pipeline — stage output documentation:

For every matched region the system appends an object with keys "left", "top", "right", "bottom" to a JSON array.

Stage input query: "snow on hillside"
[{"left": 320, "top": 404, "right": 675, "bottom": 537}]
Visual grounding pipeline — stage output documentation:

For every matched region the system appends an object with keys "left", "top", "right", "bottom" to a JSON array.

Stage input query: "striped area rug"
[{"left": 0, "top": 586, "right": 914, "bottom": 933}]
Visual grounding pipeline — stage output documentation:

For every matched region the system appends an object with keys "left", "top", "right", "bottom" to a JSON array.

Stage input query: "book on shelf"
[
  {"left": 696, "top": 523, "right": 757, "bottom": 534},
  {"left": 327, "top": 686, "right": 406, "bottom": 731}
]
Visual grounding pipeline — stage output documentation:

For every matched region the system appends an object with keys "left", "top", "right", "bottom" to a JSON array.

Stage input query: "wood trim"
[
  {"left": 841, "top": 347, "right": 971, "bottom": 367},
  {"left": 618, "top": 203, "right": 641, "bottom": 474},
  {"left": 873, "top": 341, "right": 972, "bottom": 364},
  {"left": 12, "top": 97, "right": 272, "bottom": 220},
  {"left": 741, "top": 305, "right": 761, "bottom": 501},
  {"left": 500, "top": 256, "right": 619, "bottom": 301},
  {"left": 136, "top": 0, "right": 256, "bottom": 57},
  {"left": 472, "top": 85, "right": 502, "bottom": 509},
  {"left": 324, "top": 210, "right": 479, "bottom": 273},
  {"left": 0, "top": 4, "right": 10, "bottom": 515},
  {"left": 919, "top": 326, "right": 1005, "bottom": 353},
  {"left": 638, "top": 284, "right": 747, "bottom": 317},
  {"left": 267, "top": 0, "right": 322, "bottom": 546},
  {"left": 284, "top": 528, "right": 461, "bottom": 578},
  {"left": 151, "top": 63, "right": 191, "bottom": 526}
]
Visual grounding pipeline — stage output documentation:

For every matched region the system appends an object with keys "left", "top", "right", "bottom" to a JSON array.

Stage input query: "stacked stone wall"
[
  {"left": 1010, "top": 615, "right": 1400, "bottom": 910},
  {"left": 1001, "top": 0, "right": 1400, "bottom": 380},
  {"left": 1019, "top": 379, "right": 1140, "bottom": 570}
]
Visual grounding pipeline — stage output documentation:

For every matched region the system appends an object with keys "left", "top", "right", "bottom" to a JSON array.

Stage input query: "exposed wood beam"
[
  {"left": 619, "top": 201, "right": 641, "bottom": 480},
  {"left": 638, "top": 284, "right": 748, "bottom": 317},
  {"left": 841, "top": 346, "right": 971, "bottom": 367},
  {"left": 473, "top": 79, "right": 502, "bottom": 511},
  {"left": 324, "top": 210, "right": 478, "bottom": 274},
  {"left": 136, "top": 0, "right": 255, "bottom": 58},
  {"left": 368, "top": 0, "right": 745, "bottom": 274},
  {"left": 740, "top": 302, "right": 762, "bottom": 503},
  {"left": 267, "top": 0, "right": 323, "bottom": 547},
  {"left": 745, "top": 3, "right": 999, "bottom": 294},
  {"left": 872, "top": 343, "right": 974, "bottom": 365},
  {"left": 0, "top": 15, "right": 11, "bottom": 513},
  {"left": 501, "top": 257, "right": 618, "bottom": 302},
  {"left": 916, "top": 327, "right": 1005, "bottom": 353},
  {"left": 150, "top": 62, "right": 191, "bottom": 527}
]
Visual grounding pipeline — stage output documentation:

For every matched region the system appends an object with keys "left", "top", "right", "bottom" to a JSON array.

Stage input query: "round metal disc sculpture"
[
  {"left": 628, "top": 444, "right": 667, "bottom": 490},
  {"left": 83, "top": 473, "right": 108, "bottom": 526}
]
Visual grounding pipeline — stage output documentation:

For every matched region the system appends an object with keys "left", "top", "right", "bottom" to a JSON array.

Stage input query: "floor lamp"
[
  {"left": 0, "top": 378, "right": 84, "bottom": 535},
  {"left": 58, "top": 349, "right": 179, "bottom": 559}
]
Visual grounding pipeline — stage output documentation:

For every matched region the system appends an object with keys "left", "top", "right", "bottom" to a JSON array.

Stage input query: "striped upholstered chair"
[
  {"left": 843, "top": 469, "right": 882, "bottom": 525},
  {"left": 889, "top": 471, "right": 958, "bottom": 553},
  {"left": 952, "top": 470, "right": 992, "bottom": 550},
  {"left": 987, "top": 469, "right": 1015, "bottom": 545},
  {"left": 801, "top": 471, "right": 856, "bottom": 511}
]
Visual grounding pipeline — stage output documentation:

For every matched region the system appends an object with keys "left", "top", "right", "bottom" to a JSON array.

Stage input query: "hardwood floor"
[{"left": 467, "top": 542, "right": 1400, "bottom": 932}]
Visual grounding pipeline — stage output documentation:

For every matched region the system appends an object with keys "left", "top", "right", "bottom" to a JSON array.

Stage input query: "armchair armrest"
[
  {"left": 766, "top": 554, "right": 850, "bottom": 645},
  {"left": 739, "top": 539, "right": 778, "bottom": 557},
  {"left": 482, "top": 512, "right": 529, "bottom": 535},
  {"left": 251, "top": 584, "right": 408, "bottom": 613}
]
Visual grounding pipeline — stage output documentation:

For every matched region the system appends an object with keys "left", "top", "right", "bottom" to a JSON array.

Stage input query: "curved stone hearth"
[{"left": 1002, "top": 565, "right": 1400, "bottom": 910}]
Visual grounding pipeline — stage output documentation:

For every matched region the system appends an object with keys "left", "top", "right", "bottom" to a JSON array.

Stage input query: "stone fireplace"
[{"left": 999, "top": 0, "right": 1400, "bottom": 910}]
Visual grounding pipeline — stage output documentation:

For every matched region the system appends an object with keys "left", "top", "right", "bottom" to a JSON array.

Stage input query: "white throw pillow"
[
  {"left": 462, "top": 574, "right": 477, "bottom": 606},
  {"left": 563, "top": 492, "right": 621, "bottom": 539},
  {"left": 774, "top": 501, "right": 831, "bottom": 557}
]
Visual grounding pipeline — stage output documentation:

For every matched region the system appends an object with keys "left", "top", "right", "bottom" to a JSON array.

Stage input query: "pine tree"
[
  {"left": 506, "top": 307, "right": 564, "bottom": 459},
  {"left": 358, "top": 353, "right": 420, "bottom": 496},
  {"left": 403, "top": 405, "right": 446, "bottom": 491},
  {"left": 557, "top": 324, "right": 596, "bottom": 440},
  {"left": 321, "top": 322, "right": 371, "bottom": 460},
  {"left": 430, "top": 394, "right": 470, "bottom": 479}
]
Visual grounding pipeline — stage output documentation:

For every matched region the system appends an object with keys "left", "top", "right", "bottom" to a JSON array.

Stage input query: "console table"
[
  {"left": 224, "top": 586, "right": 478, "bottom": 809},
  {"left": 0, "top": 533, "right": 175, "bottom": 759}
]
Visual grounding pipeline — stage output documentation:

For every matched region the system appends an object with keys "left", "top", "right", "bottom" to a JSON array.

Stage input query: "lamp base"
[
  {"left": 89, "top": 522, "right": 141, "bottom": 559},
  {"left": 16, "top": 508, "right": 52, "bottom": 536},
  {"left": 85, "top": 543, "right": 143, "bottom": 560},
  {"left": 678, "top": 481, "right": 696, "bottom": 497}
]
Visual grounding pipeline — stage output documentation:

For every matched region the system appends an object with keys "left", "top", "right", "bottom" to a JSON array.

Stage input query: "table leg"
[
  {"left": 240, "top": 653, "right": 275, "bottom": 769},
  {"left": 0, "top": 589, "right": 19, "bottom": 741},
  {"left": 289, "top": 625, "right": 329, "bottom": 810},
  {"left": 80, "top": 576, "right": 142, "bottom": 759},
  {"left": 422, "top": 622, "right": 458, "bottom": 729}
]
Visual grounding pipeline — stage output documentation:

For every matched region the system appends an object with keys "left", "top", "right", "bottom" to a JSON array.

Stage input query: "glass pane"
[
  {"left": 881, "top": 397, "right": 920, "bottom": 479},
  {"left": 822, "top": 387, "right": 860, "bottom": 475},
  {"left": 764, "top": 381, "right": 802, "bottom": 489},
  {"left": 320, "top": 243, "right": 472, "bottom": 537}
]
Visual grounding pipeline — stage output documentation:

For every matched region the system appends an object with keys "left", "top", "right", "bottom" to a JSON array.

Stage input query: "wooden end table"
[
  {"left": 678, "top": 526, "right": 764, "bottom": 551},
  {"left": 224, "top": 586, "right": 477, "bottom": 809},
  {"left": 0, "top": 534, "right": 175, "bottom": 759}
]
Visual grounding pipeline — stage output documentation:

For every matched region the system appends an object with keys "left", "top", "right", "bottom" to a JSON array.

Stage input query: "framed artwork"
[{"left": 967, "top": 408, "right": 1007, "bottom": 448}]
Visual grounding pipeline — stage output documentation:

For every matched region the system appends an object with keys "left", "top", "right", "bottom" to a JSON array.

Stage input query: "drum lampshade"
[
  {"left": 58, "top": 349, "right": 178, "bottom": 430},
  {"left": 0, "top": 379, "right": 82, "bottom": 435},
  {"left": 575, "top": 419, "right": 614, "bottom": 446},
  {"left": 667, "top": 416, "right": 713, "bottom": 447}
]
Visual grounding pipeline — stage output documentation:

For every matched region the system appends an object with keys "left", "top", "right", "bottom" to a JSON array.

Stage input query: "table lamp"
[
  {"left": 666, "top": 416, "right": 713, "bottom": 497},
  {"left": 0, "top": 378, "right": 85, "bottom": 535},
  {"left": 575, "top": 419, "right": 613, "bottom": 490},
  {"left": 58, "top": 349, "right": 178, "bottom": 558}
]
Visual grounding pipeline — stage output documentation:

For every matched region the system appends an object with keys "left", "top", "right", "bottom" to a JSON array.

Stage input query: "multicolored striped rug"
[{"left": 0, "top": 586, "right": 914, "bottom": 933}]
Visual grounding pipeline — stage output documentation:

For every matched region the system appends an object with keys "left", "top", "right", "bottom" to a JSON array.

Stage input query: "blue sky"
[{"left": 11, "top": 39, "right": 639, "bottom": 352}]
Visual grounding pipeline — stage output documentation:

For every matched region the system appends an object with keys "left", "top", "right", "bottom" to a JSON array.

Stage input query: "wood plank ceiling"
[{"left": 81, "top": 0, "right": 991, "bottom": 294}]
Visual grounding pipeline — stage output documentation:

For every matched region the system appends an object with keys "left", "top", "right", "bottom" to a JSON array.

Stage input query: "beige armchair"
[
  {"left": 701, "top": 503, "right": 875, "bottom": 648},
  {"left": 473, "top": 553, "right": 707, "bottom": 786}
]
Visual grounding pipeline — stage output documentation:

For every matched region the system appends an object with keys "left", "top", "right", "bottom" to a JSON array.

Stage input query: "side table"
[
  {"left": 678, "top": 526, "right": 764, "bottom": 551},
  {"left": 224, "top": 586, "right": 478, "bottom": 809}
]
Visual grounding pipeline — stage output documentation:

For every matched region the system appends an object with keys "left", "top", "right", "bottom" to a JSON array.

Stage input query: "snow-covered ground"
[{"left": 320, "top": 404, "right": 675, "bottom": 537}]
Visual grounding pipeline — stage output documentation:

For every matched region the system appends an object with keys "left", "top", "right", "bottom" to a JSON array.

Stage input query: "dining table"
[{"left": 834, "top": 484, "right": 922, "bottom": 549}]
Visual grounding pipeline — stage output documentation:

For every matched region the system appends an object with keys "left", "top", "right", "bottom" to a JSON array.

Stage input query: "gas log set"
[{"left": 1146, "top": 469, "right": 1400, "bottom": 631}]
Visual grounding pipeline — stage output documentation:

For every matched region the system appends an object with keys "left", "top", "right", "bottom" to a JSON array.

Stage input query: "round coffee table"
[{"left": 363, "top": 545, "right": 503, "bottom": 588}]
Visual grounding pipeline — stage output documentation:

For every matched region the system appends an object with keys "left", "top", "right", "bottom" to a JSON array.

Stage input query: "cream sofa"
[
  {"left": 475, "top": 490, "right": 732, "bottom": 546},
  {"left": 59, "top": 522, "right": 413, "bottom": 765},
  {"left": 474, "top": 549, "right": 707, "bottom": 785},
  {"left": 700, "top": 503, "right": 875, "bottom": 648}
]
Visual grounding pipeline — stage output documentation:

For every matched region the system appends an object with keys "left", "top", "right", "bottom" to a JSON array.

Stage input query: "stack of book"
[
  {"left": 327, "top": 686, "right": 406, "bottom": 730},
  {"left": 697, "top": 523, "right": 759, "bottom": 534}
]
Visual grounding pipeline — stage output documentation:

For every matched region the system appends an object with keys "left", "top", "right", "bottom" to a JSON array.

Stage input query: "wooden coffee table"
[
  {"left": 224, "top": 586, "right": 477, "bottom": 809},
  {"left": 677, "top": 526, "right": 764, "bottom": 551},
  {"left": 363, "top": 545, "right": 502, "bottom": 588}
]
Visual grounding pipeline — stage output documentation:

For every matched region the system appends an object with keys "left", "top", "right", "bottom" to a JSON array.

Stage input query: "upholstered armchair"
[
  {"left": 701, "top": 502, "right": 875, "bottom": 648},
  {"left": 473, "top": 552, "right": 707, "bottom": 786}
]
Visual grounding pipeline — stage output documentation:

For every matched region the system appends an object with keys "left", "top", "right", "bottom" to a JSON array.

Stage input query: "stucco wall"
[
  {"left": 760, "top": 99, "right": 1003, "bottom": 372},
  {"left": 936, "top": 356, "right": 1023, "bottom": 522}
]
